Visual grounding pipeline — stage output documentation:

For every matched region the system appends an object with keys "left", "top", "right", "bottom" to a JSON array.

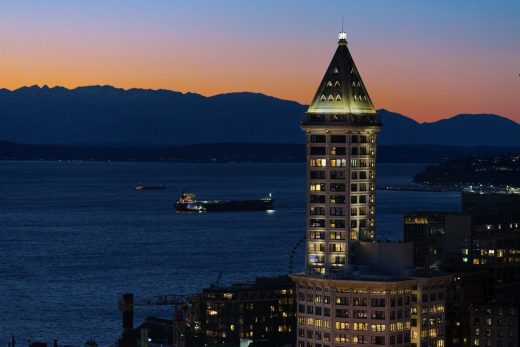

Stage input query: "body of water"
[{"left": 0, "top": 161, "right": 460, "bottom": 346}]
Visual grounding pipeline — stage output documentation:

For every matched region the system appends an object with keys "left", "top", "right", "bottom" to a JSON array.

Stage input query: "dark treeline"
[
  {"left": 1, "top": 141, "right": 519, "bottom": 164},
  {"left": 414, "top": 154, "right": 520, "bottom": 186}
]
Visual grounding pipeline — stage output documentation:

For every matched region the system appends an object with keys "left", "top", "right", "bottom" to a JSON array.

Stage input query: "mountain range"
[{"left": 0, "top": 85, "right": 518, "bottom": 146}]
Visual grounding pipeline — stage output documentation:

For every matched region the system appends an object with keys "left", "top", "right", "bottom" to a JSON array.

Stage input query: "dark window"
[
  {"left": 371, "top": 298, "right": 385, "bottom": 307},
  {"left": 309, "top": 219, "right": 325, "bottom": 228},
  {"left": 353, "top": 310, "right": 367, "bottom": 319},
  {"left": 330, "top": 171, "right": 346, "bottom": 180},
  {"left": 311, "top": 135, "right": 326, "bottom": 143},
  {"left": 310, "top": 207, "right": 325, "bottom": 215},
  {"left": 311, "top": 171, "right": 326, "bottom": 179},
  {"left": 310, "top": 114, "right": 325, "bottom": 122},
  {"left": 331, "top": 183, "right": 345, "bottom": 192},
  {"left": 371, "top": 311, "right": 385, "bottom": 320},
  {"left": 330, "top": 195, "right": 346, "bottom": 204},
  {"left": 354, "top": 297, "right": 368, "bottom": 306},
  {"left": 336, "top": 297, "right": 349, "bottom": 305},
  {"left": 331, "top": 146, "right": 346, "bottom": 155},
  {"left": 331, "top": 135, "right": 346, "bottom": 143},
  {"left": 335, "top": 309, "right": 349, "bottom": 318},
  {"left": 331, "top": 115, "right": 346, "bottom": 122},
  {"left": 311, "top": 147, "right": 326, "bottom": 155},
  {"left": 310, "top": 195, "right": 325, "bottom": 203},
  {"left": 371, "top": 336, "right": 385, "bottom": 345},
  {"left": 331, "top": 220, "right": 345, "bottom": 228},
  {"left": 329, "top": 207, "right": 345, "bottom": 216}
]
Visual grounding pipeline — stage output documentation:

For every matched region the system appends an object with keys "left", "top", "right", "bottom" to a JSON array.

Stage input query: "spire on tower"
[{"left": 306, "top": 33, "right": 377, "bottom": 117}]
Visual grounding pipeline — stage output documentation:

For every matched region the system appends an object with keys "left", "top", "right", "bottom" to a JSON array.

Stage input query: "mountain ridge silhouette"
[{"left": 0, "top": 85, "right": 518, "bottom": 146}]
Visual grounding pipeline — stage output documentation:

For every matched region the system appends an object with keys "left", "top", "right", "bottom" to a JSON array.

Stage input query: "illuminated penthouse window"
[
  {"left": 330, "top": 159, "right": 347, "bottom": 167},
  {"left": 310, "top": 159, "right": 326, "bottom": 167}
]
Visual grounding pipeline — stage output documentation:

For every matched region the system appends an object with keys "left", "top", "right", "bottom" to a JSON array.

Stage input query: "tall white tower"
[{"left": 302, "top": 32, "right": 382, "bottom": 276}]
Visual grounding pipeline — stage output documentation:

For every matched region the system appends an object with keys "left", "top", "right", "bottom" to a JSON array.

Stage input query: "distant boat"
[
  {"left": 175, "top": 192, "right": 274, "bottom": 212},
  {"left": 135, "top": 185, "right": 167, "bottom": 190}
]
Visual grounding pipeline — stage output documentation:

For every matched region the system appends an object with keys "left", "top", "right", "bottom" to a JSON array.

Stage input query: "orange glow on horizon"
[{"left": 1, "top": 3, "right": 519, "bottom": 124}]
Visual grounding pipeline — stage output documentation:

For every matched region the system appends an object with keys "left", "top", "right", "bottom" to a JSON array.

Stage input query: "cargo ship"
[{"left": 175, "top": 192, "right": 274, "bottom": 212}]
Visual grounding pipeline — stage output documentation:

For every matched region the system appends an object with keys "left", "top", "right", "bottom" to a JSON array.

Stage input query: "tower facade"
[{"left": 303, "top": 32, "right": 382, "bottom": 276}]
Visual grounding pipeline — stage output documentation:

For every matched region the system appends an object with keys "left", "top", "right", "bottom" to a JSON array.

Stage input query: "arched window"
[
  {"left": 336, "top": 95, "right": 342, "bottom": 101},
  {"left": 328, "top": 95, "right": 334, "bottom": 101},
  {"left": 363, "top": 95, "right": 367, "bottom": 101},
  {"left": 320, "top": 95, "right": 326, "bottom": 101},
  {"left": 327, "top": 81, "right": 333, "bottom": 87},
  {"left": 353, "top": 95, "right": 357, "bottom": 101},
  {"left": 357, "top": 82, "right": 361, "bottom": 87},
  {"left": 335, "top": 81, "right": 341, "bottom": 87},
  {"left": 352, "top": 81, "right": 356, "bottom": 88},
  {"left": 333, "top": 67, "right": 339, "bottom": 74}
]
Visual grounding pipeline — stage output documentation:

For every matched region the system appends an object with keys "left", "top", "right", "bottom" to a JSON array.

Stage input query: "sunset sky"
[{"left": 1, "top": 0, "right": 519, "bottom": 122}]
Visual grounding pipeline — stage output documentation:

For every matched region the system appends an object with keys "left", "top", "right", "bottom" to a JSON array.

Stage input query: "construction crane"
[{"left": 118, "top": 293, "right": 187, "bottom": 347}]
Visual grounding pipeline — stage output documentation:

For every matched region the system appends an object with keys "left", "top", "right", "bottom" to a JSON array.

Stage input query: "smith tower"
[{"left": 303, "top": 32, "right": 382, "bottom": 276}]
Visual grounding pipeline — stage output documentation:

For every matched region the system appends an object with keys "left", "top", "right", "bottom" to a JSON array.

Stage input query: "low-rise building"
[
  {"left": 188, "top": 275, "right": 296, "bottom": 347},
  {"left": 469, "top": 285, "right": 520, "bottom": 347}
]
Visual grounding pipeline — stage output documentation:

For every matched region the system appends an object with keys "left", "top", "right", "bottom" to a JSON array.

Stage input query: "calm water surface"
[{"left": 0, "top": 161, "right": 460, "bottom": 346}]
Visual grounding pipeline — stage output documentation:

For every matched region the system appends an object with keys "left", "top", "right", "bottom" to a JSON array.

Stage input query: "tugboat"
[
  {"left": 175, "top": 192, "right": 274, "bottom": 212},
  {"left": 135, "top": 185, "right": 167, "bottom": 190},
  {"left": 175, "top": 193, "right": 206, "bottom": 213}
]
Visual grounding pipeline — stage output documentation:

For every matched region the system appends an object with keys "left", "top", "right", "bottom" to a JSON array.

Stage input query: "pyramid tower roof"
[{"left": 307, "top": 33, "right": 377, "bottom": 116}]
